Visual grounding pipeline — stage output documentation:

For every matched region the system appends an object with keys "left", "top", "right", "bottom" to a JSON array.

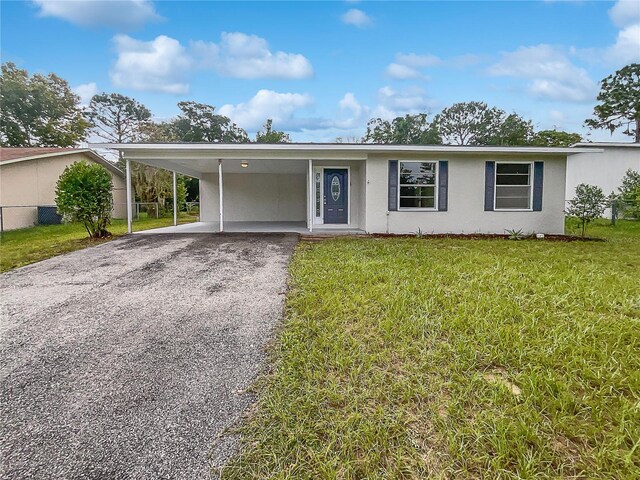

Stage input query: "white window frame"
[
  {"left": 397, "top": 160, "right": 439, "bottom": 211},
  {"left": 494, "top": 161, "right": 533, "bottom": 212}
]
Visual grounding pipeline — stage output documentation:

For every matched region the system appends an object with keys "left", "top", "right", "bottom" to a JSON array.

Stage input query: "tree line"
[
  {"left": 2, "top": 62, "right": 639, "bottom": 152},
  {"left": 1, "top": 61, "right": 638, "bottom": 214}
]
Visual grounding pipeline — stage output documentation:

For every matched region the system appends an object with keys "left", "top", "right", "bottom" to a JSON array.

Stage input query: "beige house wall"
[{"left": 0, "top": 153, "right": 125, "bottom": 231}]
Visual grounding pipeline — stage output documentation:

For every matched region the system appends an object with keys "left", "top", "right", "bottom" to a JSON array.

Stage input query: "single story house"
[
  {"left": 567, "top": 142, "right": 639, "bottom": 213},
  {"left": 93, "top": 143, "right": 601, "bottom": 235},
  {"left": 0, "top": 148, "right": 127, "bottom": 231}
]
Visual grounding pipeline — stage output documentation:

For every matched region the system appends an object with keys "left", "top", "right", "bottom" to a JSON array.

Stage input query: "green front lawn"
[
  {"left": 0, "top": 213, "right": 197, "bottom": 272},
  {"left": 223, "top": 220, "right": 640, "bottom": 479}
]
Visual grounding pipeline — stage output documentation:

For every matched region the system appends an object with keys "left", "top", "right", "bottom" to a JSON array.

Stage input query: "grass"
[
  {"left": 0, "top": 213, "right": 197, "bottom": 272},
  {"left": 222, "top": 219, "right": 640, "bottom": 479}
]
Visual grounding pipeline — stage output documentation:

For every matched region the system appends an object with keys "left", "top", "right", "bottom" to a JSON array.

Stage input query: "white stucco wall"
[
  {"left": 566, "top": 146, "right": 639, "bottom": 199},
  {"left": 200, "top": 173, "right": 306, "bottom": 222},
  {"left": 365, "top": 154, "right": 568, "bottom": 235}
]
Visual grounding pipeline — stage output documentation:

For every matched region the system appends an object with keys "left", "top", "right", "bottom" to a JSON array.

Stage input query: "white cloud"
[
  {"left": 385, "top": 63, "right": 425, "bottom": 80},
  {"left": 385, "top": 53, "right": 440, "bottom": 80},
  {"left": 334, "top": 93, "right": 370, "bottom": 129},
  {"left": 385, "top": 52, "right": 481, "bottom": 80},
  {"left": 109, "top": 32, "right": 312, "bottom": 93},
  {"left": 73, "top": 82, "right": 98, "bottom": 105},
  {"left": 487, "top": 44, "right": 597, "bottom": 102},
  {"left": 219, "top": 89, "right": 315, "bottom": 131},
  {"left": 372, "top": 85, "right": 436, "bottom": 119},
  {"left": 609, "top": 0, "right": 640, "bottom": 28},
  {"left": 341, "top": 8, "right": 373, "bottom": 28},
  {"left": 192, "top": 32, "right": 313, "bottom": 79},
  {"left": 33, "top": 0, "right": 161, "bottom": 29},
  {"left": 110, "top": 35, "right": 192, "bottom": 94},
  {"left": 604, "top": 23, "right": 640, "bottom": 64},
  {"left": 395, "top": 53, "right": 442, "bottom": 68}
]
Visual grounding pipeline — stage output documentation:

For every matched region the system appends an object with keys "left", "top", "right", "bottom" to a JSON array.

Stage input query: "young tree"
[
  {"left": 87, "top": 93, "right": 152, "bottom": 169},
  {"left": 170, "top": 101, "right": 249, "bottom": 143},
  {"left": 618, "top": 169, "right": 640, "bottom": 218},
  {"left": 565, "top": 184, "right": 606, "bottom": 238},
  {"left": 0, "top": 62, "right": 89, "bottom": 147},
  {"left": 362, "top": 113, "right": 441, "bottom": 144},
  {"left": 585, "top": 63, "right": 640, "bottom": 142},
  {"left": 255, "top": 119, "right": 290, "bottom": 143},
  {"left": 55, "top": 161, "right": 113, "bottom": 238},
  {"left": 530, "top": 130, "right": 583, "bottom": 147}
]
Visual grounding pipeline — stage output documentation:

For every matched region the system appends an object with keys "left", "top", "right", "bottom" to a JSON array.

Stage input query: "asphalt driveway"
[{"left": 0, "top": 233, "right": 298, "bottom": 480}]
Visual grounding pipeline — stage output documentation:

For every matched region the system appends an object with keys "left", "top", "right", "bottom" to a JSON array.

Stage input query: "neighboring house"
[
  {"left": 97, "top": 143, "right": 601, "bottom": 235},
  {"left": 0, "top": 148, "right": 126, "bottom": 231},
  {"left": 567, "top": 143, "right": 640, "bottom": 206}
]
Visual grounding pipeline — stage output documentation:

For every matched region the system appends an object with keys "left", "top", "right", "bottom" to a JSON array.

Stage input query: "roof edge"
[{"left": 0, "top": 149, "right": 124, "bottom": 177}]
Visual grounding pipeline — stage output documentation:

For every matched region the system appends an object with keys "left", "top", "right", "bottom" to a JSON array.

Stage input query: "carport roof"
[{"left": 89, "top": 142, "right": 602, "bottom": 178}]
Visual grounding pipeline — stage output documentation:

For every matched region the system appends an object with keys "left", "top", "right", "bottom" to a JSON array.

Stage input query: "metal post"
[
  {"left": 308, "top": 159, "right": 313, "bottom": 233},
  {"left": 0, "top": 206, "right": 3, "bottom": 235},
  {"left": 126, "top": 159, "right": 133, "bottom": 234},
  {"left": 173, "top": 171, "right": 177, "bottom": 227},
  {"left": 218, "top": 159, "right": 224, "bottom": 232}
]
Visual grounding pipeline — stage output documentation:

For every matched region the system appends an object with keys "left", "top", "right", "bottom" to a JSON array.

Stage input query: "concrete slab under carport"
[{"left": 133, "top": 221, "right": 366, "bottom": 235}]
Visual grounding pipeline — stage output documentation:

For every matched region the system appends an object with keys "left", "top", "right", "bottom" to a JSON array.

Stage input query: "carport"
[{"left": 92, "top": 143, "right": 368, "bottom": 234}]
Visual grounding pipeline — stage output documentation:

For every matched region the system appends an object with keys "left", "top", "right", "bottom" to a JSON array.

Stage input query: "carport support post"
[
  {"left": 172, "top": 171, "right": 177, "bottom": 227},
  {"left": 126, "top": 158, "right": 132, "bottom": 234},
  {"left": 308, "top": 159, "right": 313, "bottom": 233},
  {"left": 218, "top": 159, "right": 224, "bottom": 232}
]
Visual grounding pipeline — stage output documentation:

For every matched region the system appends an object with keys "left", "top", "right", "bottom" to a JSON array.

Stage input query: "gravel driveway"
[{"left": 0, "top": 233, "right": 297, "bottom": 480}]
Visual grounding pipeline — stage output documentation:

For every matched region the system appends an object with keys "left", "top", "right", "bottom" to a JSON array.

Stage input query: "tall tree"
[
  {"left": 255, "top": 119, "right": 290, "bottom": 143},
  {"left": 585, "top": 63, "right": 640, "bottom": 142},
  {"left": 362, "top": 114, "right": 441, "bottom": 144},
  {"left": 434, "top": 102, "right": 532, "bottom": 146},
  {"left": 87, "top": 93, "right": 152, "bottom": 168},
  {"left": 170, "top": 101, "right": 249, "bottom": 143},
  {"left": 0, "top": 62, "right": 89, "bottom": 147},
  {"left": 530, "top": 130, "right": 582, "bottom": 147}
]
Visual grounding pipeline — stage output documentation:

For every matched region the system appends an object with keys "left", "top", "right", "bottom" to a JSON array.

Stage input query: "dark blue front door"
[{"left": 324, "top": 169, "right": 348, "bottom": 224}]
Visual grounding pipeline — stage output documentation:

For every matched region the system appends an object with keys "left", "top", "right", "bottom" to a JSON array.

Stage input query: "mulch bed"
[{"left": 300, "top": 233, "right": 605, "bottom": 243}]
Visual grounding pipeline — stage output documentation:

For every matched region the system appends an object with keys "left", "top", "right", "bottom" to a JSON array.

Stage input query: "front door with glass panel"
[{"left": 323, "top": 169, "right": 348, "bottom": 224}]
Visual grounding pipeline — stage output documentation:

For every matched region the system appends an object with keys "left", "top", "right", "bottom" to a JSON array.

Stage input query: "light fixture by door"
[{"left": 241, "top": 161, "right": 249, "bottom": 168}]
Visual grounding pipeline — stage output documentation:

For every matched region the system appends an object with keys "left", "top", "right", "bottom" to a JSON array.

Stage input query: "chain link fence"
[{"left": 0, "top": 202, "right": 199, "bottom": 233}]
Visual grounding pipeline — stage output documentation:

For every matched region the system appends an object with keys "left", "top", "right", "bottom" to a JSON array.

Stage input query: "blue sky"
[{"left": 2, "top": 0, "right": 639, "bottom": 142}]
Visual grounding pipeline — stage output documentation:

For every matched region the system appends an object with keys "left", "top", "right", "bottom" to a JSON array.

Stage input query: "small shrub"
[
  {"left": 618, "top": 169, "right": 640, "bottom": 219},
  {"left": 566, "top": 184, "right": 606, "bottom": 238},
  {"left": 55, "top": 161, "right": 113, "bottom": 238},
  {"left": 506, "top": 228, "right": 525, "bottom": 240}
]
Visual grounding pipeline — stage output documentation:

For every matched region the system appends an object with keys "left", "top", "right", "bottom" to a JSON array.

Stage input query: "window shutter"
[
  {"left": 533, "top": 161, "right": 544, "bottom": 211},
  {"left": 388, "top": 160, "right": 398, "bottom": 211},
  {"left": 438, "top": 160, "right": 448, "bottom": 211},
  {"left": 484, "top": 161, "right": 495, "bottom": 211}
]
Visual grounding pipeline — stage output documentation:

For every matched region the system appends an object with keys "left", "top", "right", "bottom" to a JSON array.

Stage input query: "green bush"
[
  {"left": 55, "top": 161, "right": 113, "bottom": 238},
  {"left": 566, "top": 184, "right": 606, "bottom": 238},
  {"left": 619, "top": 169, "right": 640, "bottom": 219}
]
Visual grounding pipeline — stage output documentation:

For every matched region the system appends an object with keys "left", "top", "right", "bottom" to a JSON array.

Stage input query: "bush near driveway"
[{"left": 222, "top": 220, "right": 640, "bottom": 479}]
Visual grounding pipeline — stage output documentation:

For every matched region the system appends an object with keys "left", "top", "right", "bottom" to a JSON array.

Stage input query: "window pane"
[
  {"left": 496, "top": 185, "right": 530, "bottom": 209},
  {"left": 400, "top": 186, "right": 435, "bottom": 197},
  {"left": 497, "top": 174, "right": 530, "bottom": 186},
  {"left": 400, "top": 173, "right": 435, "bottom": 185},
  {"left": 400, "top": 196, "right": 435, "bottom": 208},
  {"left": 497, "top": 163, "right": 530, "bottom": 175},
  {"left": 495, "top": 196, "right": 530, "bottom": 209},
  {"left": 399, "top": 162, "right": 436, "bottom": 185}
]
